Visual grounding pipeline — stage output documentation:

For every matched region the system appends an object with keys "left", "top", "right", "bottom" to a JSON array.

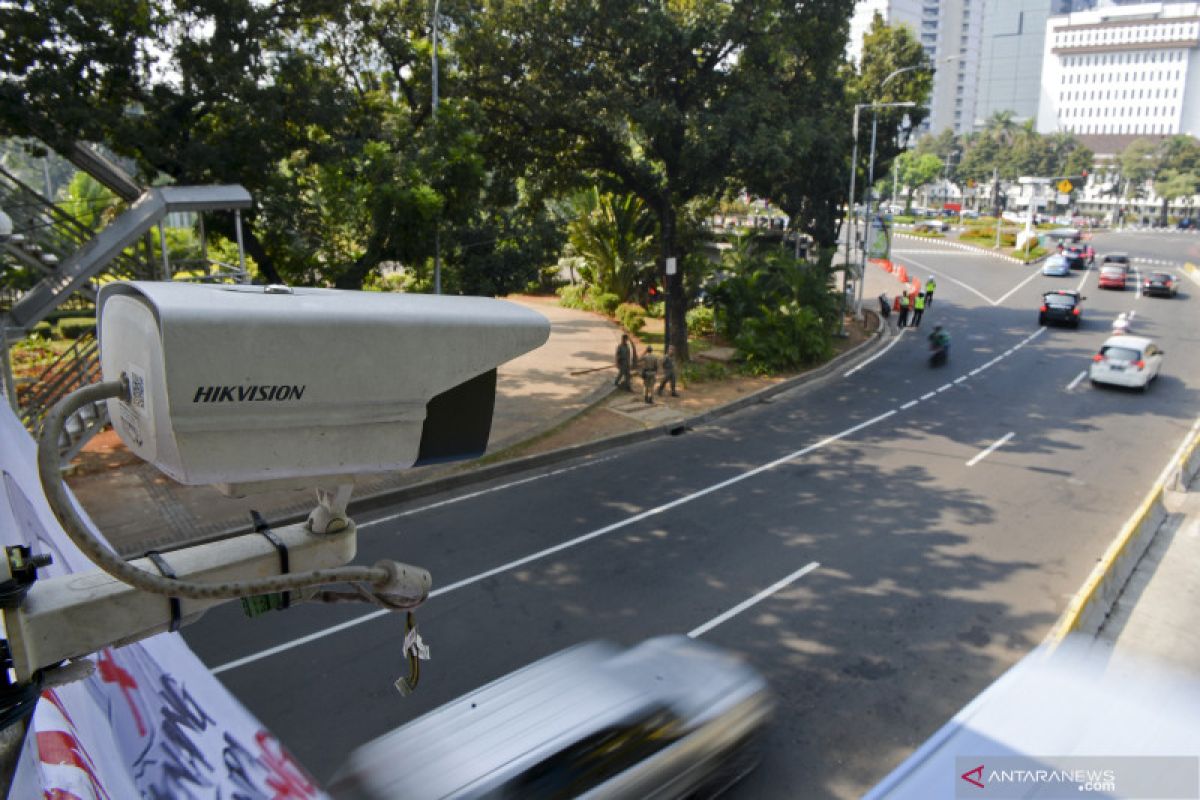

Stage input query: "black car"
[
  {"left": 1142, "top": 271, "right": 1179, "bottom": 297},
  {"left": 1063, "top": 245, "right": 1087, "bottom": 269},
  {"left": 1039, "top": 290, "right": 1084, "bottom": 328}
]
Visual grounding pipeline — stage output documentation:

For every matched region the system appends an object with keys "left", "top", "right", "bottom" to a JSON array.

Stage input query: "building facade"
[
  {"left": 974, "top": 0, "right": 1058, "bottom": 127},
  {"left": 848, "top": 1, "right": 985, "bottom": 136},
  {"left": 924, "top": 0, "right": 986, "bottom": 135},
  {"left": 1037, "top": 2, "right": 1200, "bottom": 137}
]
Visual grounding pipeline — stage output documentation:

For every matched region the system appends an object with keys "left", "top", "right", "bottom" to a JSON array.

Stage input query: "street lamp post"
[{"left": 856, "top": 100, "right": 916, "bottom": 316}]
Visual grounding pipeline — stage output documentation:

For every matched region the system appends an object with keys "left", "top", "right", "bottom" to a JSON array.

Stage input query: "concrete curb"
[
  {"left": 894, "top": 232, "right": 1050, "bottom": 266},
  {"left": 193, "top": 317, "right": 891, "bottom": 545},
  {"left": 1048, "top": 417, "right": 1200, "bottom": 643}
]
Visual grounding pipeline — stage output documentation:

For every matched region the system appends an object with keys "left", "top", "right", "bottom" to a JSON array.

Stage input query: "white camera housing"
[{"left": 97, "top": 281, "right": 549, "bottom": 490}]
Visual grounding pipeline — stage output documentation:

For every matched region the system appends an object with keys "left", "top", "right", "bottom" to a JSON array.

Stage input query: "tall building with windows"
[
  {"left": 848, "top": 1, "right": 985, "bottom": 136},
  {"left": 1037, "top": 2, "right": 1200, "bottom": 138},
  {"left": 975, "top": 0, "right": 1057, "bottom": 127}
]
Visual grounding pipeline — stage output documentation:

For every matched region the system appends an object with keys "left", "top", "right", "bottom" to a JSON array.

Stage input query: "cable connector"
[{"left": 0, "top": 547, "right": 52, "bottom": 609}]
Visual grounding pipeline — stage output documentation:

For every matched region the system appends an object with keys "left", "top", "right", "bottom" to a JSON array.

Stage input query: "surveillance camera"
[
  {"left": 97, "top": 281, "right": 550, "bottom": 491},
  {"left": 0, "top": 208, "right": 12, "bottom": 245}
]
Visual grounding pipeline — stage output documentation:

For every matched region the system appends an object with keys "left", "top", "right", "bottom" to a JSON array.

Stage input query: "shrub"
[
  {"left": 31, "top": 321, "right": 53, "bottom": 338},
  {"left": 645, "top": 301, "right": 665, "bottom": 319},
  {"left": 594, "top": 292, "right": 621, "bottom": 315},
  {"left": 681, "top": 359, "right": 730, "bottom": 384},
  {"left": 686, "top": 306, "right": 715, "bottom": 336},
  {"left": 962, "top": 227, "right": 1016, "bottom": 247},
  {"left": 556, "top": 283, "right": 591, "bottom": 310},
  {"left": 615, "top": 302, "right": 646, "bottom": 335},
  {"left": 57, "top": 317, "right": 97, "bottom": 339},
  {"left": 735, "top": 304, "right": 832, "bottom": 374}
]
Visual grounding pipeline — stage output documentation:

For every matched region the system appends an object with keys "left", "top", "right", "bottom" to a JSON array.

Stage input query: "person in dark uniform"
[
  {"left": 639, "top": 345, "right": 660, "bottom": 404},
  {"left": 657, "top": 346, "right": 679, "bottom": 397},
  {"left": 615, "top": 334, "right": 634, "bottom": 391}
]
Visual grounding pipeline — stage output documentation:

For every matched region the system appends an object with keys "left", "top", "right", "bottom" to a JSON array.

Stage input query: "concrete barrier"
[{"left": 1050, "top": 419, "right": 1200, "bottom": 643}]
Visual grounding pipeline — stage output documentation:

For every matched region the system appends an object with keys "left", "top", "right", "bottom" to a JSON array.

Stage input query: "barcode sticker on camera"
[{"left": 128, "top": 366, "right": 147, "bottom": 411}]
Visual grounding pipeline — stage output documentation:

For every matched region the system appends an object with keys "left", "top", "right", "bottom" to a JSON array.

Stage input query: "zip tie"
[
  {"left": 144, "top": 551, "right": 182, "bottom": 632},
  {"left": 250, "top": 510, "right": 290, "bottom": 609}
]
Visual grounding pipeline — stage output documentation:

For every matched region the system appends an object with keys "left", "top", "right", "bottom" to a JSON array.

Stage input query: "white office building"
[{"left": 1037, "top": 2, "right": 1200, "bottom": 137}]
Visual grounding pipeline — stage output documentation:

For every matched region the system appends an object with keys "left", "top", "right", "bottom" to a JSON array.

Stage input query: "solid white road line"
[
  {"left": 360, "top": 457, "right": 616, "bottom": 529},
  {"left": 1074, "top": 268, "right": 1091, "bottom": 293},
  {"left": 845, "top": 329, "right": 907, "bottom": 377},
  {"left": 1067, "top": 371, "right": 1087, "bottom": 391},
  {"left": 966, "top": 432, "right": 1015, "bottom": 467},
  {"left": 213, "top": 327, "right": 1053, "bottom": 675},
  {"left": 894, "top": 254, "right": 996, "bottom": 306},
  {"left": 992, "top": 266, "right": 1050, "bottom": 307},
  {"left": 212, "top": 410, "right": 897, "bottom": 674},
  {"left": 687, "top": 562, "right": 821, "bottom": 639}
]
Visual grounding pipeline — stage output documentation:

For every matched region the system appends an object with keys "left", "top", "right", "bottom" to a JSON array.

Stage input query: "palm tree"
[{"left": 566, "top": 188, "right": 656, "bottom": 302}]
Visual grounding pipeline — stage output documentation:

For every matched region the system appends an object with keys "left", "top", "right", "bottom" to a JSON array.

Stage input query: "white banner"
[{"left": 0, "top": 403, "right": 327, "bottom": 799}]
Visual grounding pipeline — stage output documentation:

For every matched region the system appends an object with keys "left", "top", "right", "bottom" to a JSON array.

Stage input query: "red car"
[{"left": 1098, "top": 265, "right": 1127, "bottom": 290}]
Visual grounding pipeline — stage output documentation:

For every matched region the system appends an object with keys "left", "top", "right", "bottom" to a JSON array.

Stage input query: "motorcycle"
[{"left": 928, "top": 330, "right": 950, "bottom": 367}]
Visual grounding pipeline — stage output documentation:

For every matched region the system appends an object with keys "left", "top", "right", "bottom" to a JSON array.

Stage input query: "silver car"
[{"left": 330, "top": 636, "right": 774, "bottom": 799}]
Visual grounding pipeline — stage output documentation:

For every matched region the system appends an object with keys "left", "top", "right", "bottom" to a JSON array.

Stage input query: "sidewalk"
[
  {"left": 65, "top": 295, "right": 875, "bottom": 556},
  {"left": 1096, "top": 473, "right": 1200, "bottom": 672}
]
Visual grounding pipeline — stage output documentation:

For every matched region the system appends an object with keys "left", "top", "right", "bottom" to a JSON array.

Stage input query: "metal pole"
[
  {"left": 234, "top": 209, "right": 248, "bottom": 283},
  {"left": 432, "top": 0, "right": 442, "bottom": 295},
  {"left": 993, "top": 168, "right": 1002, "bottom": 250},
  {"left": 842, "top": 104, "right": 861, "bottom": 337},
  {"left": 1, "top": 332, "right": 16, "bottom": 413},
  {"left": 158, "top": 225, "right": 171, "bottom": 281},
  {"left": 858, "top": 109, "right": 881, "bottom": 316}
]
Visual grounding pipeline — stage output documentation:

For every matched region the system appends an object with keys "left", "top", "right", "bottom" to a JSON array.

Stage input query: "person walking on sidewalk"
[
  {"left": 924, "top": 277, "right": 937, "bottom": 306},
  {"left": 878, "top": 293, "right": 892, "bottom": 331},
  {"left": 614, "top": 334, "right": 634, "bottom": 391},
  {"left": 639, "top": 345, "right": 660, "bottom": 404},
  {"left": 657, "top": 346, "right": 679, "bottom": 397},
  {"left": 911, "top": 291, "right": 926, "bottom": 328},
  {"left": 897, "top": 292, "right": 911, "bottom": 328}
]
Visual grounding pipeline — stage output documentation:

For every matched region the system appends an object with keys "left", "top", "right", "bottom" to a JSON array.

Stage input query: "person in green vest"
[
  {"left": 911, "top": 291, "right": 926, "bottom": 328},
  {"left": 897, "top": 292, "right": 911, "bottom": 328},
  {"left": 924, "top": 277, "right": 937, "bottom": 306}
]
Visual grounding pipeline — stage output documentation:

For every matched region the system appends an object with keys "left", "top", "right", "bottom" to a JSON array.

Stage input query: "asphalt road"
[{"left": 182, "top": 229, "right": 1200, "bottom": 798}]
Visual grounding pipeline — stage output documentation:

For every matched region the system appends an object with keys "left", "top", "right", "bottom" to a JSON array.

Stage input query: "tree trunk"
[
  {"left": 1160, "top": 196, "right": 1170, "bottom": 228},
  {"left": 659, "top": 201, "right": 688, "bottom": 362}
]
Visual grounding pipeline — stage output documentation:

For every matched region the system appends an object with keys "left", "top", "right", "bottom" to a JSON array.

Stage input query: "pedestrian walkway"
[
  {"left": 67, "top": 295, "right": 624, "bottom": 555},
  {"left": 1096, "top": 473, "right": 1200, "bottom": 673}
]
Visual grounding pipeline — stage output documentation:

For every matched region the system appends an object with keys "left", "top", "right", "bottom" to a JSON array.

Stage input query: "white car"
[{"left": 1089, "top": 335, "right": 1164, "bottom": 391}]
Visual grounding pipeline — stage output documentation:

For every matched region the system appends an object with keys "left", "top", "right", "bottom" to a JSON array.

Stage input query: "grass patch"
[{"left": 1010, "top": 246, "right": 1048, "bottom": 262}]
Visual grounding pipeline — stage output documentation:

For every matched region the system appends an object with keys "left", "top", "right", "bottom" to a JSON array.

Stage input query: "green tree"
[
  {"left": 734, "top": 9, "right": 912, "bottom": 265},
  {"left": 458, "top": 0, "right": 852, "bottom": 360},
  {"left": 566, "top": 188, "right": 656, "bottom": 302},
  {"left": 0, "top": 0, "right": 506, "bottom": 291},
  {"left": 896, "top": 152, "right": 943, "bottom": 212}
]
